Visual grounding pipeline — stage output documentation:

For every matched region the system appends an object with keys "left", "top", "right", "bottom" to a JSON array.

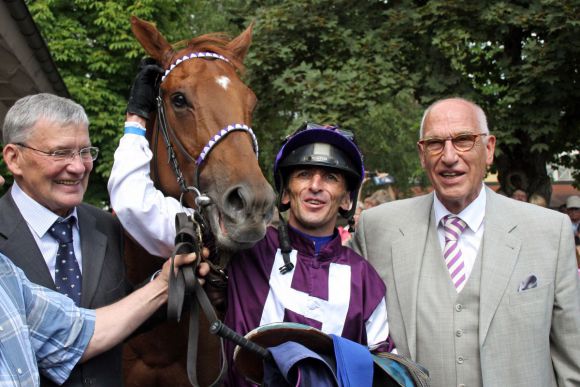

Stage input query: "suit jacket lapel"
[
  {"left": 0, "top": 190, "right": 54, "bottom": 287},
  {"left": 392, "top": 193, "right": 433, "bottom": 359},
  {"left": 479, "top": 187, "right": 521, "bottom": 345},
  {"left": 77, "top": 205, "right": 108, "bottom": 306}
]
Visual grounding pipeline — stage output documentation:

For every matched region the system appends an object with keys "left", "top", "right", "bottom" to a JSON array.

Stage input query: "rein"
[
  {"left": 156, "top": 51, "right": 260, "bottom": 387},
  {"left": 167, "top": 213, "right": 227, "bottom": 387},
  {"left": 168, "top": 215, "right": 270, "bottom": 387}
]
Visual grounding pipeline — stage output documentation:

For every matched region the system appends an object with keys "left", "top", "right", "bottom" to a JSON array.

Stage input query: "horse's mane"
[{"left": 173, "top": 33, "right": 245, "bottom": 73}]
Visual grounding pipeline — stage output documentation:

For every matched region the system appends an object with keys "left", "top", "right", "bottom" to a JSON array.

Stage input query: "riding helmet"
[{"left": 273, "top": 122, "right": 365, "bottom": 218}]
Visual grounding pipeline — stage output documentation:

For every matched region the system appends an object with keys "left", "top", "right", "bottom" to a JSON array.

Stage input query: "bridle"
[
  {"left": 152, "top": 51, "right": 259, "bottom": 208},
  {"left": 155, "top": 51, "right": 260, "bottom": 387}
]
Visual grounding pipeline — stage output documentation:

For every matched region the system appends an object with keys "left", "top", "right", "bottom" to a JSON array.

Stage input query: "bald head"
[
  {"left": 417, "top": 97, "right": 496, "bottom": 214},
  {"left": 420, "top": 98, "right": 489, "bottom": 139}
]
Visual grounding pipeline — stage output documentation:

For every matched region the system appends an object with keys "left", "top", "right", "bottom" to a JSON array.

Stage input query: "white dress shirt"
[
  {"left": 433, "top": 184, "right": 486, "bottom": 282},
  {"left": 107, "top": 124, "right": 193, "bottom": 258},
  {"left": 11, "top": 182, "right": 82, "bottom": 280}
]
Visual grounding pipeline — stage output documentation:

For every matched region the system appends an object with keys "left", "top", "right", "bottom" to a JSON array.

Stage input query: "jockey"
[
  {"left": 223, "top": 122, "right": 393, "bottom": 385},
  {"left": 108, "top": 63, "right": 393, "bottom": 386}
]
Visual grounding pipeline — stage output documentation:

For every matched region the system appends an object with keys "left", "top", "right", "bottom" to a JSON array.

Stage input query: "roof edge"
[{"left": 5, "top": 0, "right": 69, "bottom": 98}]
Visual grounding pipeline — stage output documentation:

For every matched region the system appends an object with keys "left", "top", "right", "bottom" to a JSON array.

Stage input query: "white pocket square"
[{"left": 518, "top": 274, "right": 538, "bottom": 292}]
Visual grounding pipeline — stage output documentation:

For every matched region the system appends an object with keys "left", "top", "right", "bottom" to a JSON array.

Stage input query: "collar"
[
  {"left": 433, "top": 184, "right": 486, "bottom": 233},
  {"left": 11, "top": 182, "right": 79, "bottom": 238},
  {"left": 290, "top": 226, "right": 334, "bottom": 254},
  {"left": 284, "top": 225, "right": 342, "bottom": 259}
]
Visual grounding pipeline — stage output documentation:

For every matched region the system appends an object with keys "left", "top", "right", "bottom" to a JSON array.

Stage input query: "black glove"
[{"left": 126, "top": 58, "right": 164, "bottom": 120}]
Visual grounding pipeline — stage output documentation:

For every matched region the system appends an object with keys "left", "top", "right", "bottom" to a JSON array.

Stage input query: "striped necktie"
[{"left": 442, "top": 215, "right": 468, "bottom": 292}]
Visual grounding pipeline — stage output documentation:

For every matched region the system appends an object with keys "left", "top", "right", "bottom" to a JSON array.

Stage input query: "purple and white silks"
[{"left": 223, "top": 226, "right": 390, "bottom": 386}]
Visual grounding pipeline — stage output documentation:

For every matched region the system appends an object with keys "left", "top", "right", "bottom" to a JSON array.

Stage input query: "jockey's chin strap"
[{"left": 277, "top": 216, "right": 295, "bottom": 274}]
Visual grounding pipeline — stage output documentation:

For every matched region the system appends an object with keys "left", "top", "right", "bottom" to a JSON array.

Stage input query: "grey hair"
[
  {"left": 419, "top": 97, "right": 489, "bottom": 139},
  {"left": 2, "top": 93, "right": 89, "bottom": 145}
]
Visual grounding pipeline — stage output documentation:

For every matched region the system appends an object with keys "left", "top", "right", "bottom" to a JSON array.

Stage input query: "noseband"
[{"left": 154, "top": 51, "right": 259, "bottom": 207}]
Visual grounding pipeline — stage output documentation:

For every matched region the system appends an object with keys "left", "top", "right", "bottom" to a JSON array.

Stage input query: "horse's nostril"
[{"left": 226, "top": 187, "right": 245, "bottom": 212}]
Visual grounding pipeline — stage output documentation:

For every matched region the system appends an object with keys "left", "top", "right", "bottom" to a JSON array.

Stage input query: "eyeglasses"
[
  {"left": 418, "top": 133, "right": 488, "bottom": 155},
  {"left": 283, "top": 122, "right": 356, "bottom": 143},
  {"left": 16, "top": 143, "right": 99, "bottom": 162}
]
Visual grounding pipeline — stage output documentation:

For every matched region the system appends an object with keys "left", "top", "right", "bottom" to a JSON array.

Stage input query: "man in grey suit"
[
  {"left": 0, "top": 93, "right": 127, "bottom": 387},
  {"left": 351, "top": 97, "right": 580, "bottom": 386}
]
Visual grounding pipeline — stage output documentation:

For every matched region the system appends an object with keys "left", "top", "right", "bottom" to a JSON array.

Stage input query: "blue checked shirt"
[{"left": 0, "top": 253, "right": 95, "bottom": 386}]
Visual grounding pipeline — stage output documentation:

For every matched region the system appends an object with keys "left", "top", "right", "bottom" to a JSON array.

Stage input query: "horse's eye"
[{"left": 171, "top": 93, "right": 188, "bottom": 108}]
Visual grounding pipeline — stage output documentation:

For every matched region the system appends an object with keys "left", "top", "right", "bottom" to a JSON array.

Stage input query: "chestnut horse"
[{"left": 121, "top": 16, "right": 275, "bottom": 386}]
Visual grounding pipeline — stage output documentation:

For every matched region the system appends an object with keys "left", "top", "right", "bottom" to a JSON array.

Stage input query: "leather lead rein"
[{"left": 167, "top": 213, "right": 227, "bottom": 387}]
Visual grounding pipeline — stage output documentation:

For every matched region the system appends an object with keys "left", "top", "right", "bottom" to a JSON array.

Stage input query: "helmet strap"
[
  {"left": 275, "top": 172, "right": 290, "bottom": 213},
  {"left": 339, "top": 190, "right": 358, "bottom": 220},
  {"left": 347, "top": 216, "right": 356, "bottom": 233},
  {"left": 277, "top": 216, "right": 294, "bottom": 274}
]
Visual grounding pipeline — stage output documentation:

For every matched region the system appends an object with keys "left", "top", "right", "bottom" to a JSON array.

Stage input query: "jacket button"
[
  {"left": 457, "top": 356, "right": 464, "bottom": 364},
  {"left": 456, "top": 329, "right": 463, "bottom": 337},
  {"left": 455, "top": 304, "right": 463, "bottom": 312}
]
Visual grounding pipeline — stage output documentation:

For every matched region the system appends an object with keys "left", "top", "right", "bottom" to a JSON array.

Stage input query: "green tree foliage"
[
  {"left": 242, "top": 0, "right": 579, "bottom": 198},
  {"left": 407, "top": 0, "right": 580, "bottom": 198},
  {"left": 242, "top": 0, "right": 426, "bottom": 194},
  {"left": 27, "top": 0, "right": 579, "bottom": 204}
]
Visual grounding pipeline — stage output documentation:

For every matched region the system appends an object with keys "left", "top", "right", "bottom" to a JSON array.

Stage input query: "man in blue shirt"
[{"left": 0, "top": 171, "right": 207, "bottom": 386}]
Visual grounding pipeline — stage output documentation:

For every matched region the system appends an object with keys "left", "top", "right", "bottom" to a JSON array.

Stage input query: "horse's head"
[{"left": 130, "top": 16, "right": 275, "bottom": 252}]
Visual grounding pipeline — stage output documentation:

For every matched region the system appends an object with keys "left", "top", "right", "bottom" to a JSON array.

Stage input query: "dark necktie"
[{"left": 49, "top": 218, "right": 82, "bottom": 305}]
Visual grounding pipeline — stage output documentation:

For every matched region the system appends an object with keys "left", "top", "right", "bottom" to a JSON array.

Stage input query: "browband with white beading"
[
  {"left": 197, "top": 124, "right": 258, "bottom": 165},
  {"left": 161, "top": 52, "right": 230, "bottom": 82}
]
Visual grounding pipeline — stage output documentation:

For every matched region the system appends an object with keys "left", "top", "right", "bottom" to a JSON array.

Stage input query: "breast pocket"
[
  {"left": 503, "top": 282, "right": 553, "bottom": 340},
  {"left": 509, "top": 282, "right": 553, "bottom": 307}
]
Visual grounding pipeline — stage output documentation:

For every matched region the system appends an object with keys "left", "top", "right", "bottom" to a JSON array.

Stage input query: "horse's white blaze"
[
  {"left": 216, "top": 75, "right": 231, "bottom": 91},
  {"left": 260, "top": 249, "right": 351, "bottom": 335}
]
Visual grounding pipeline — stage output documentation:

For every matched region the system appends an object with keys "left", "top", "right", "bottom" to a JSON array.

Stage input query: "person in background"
[
  {"left": 350, "top": 97, "right": 580, "bottom": 386},
  {"left": 566, "top": 195, "right": 580, "bottom": 236},
  {"left": 363, "top": 188, "right": 396, "bottom": 209},
  {"left": 1, "top": 93, "right": 127, "bottom": 386},
  {"left": 510, "top": 188, "right": 528, "bottom": 202},
  {"left": 570, "top": 197, "right": 580, "bottom": 277},
  {"left": 528, "top": 192, "right": 548, "bottom": 208}
]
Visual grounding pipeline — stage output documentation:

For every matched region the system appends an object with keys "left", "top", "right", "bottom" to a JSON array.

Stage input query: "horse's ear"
[
  {"left": 227, "top": 22, "right": 254, "bottom": 63},
  {"left": 130, "top": 16, "right": 174, "bottom": 65}
]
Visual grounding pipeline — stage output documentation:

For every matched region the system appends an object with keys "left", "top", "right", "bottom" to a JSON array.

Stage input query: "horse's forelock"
[{"left": 171, "top": 34, "right": 245, "bottom": 72}]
